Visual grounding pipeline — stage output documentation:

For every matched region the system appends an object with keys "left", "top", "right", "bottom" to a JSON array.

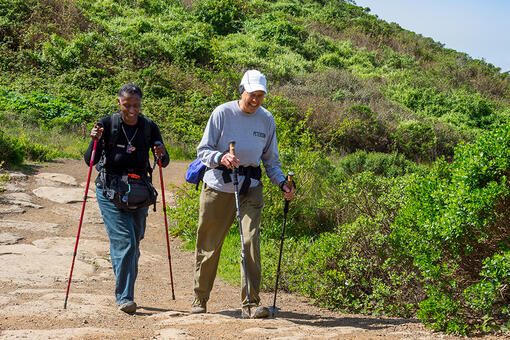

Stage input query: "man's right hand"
[
  {"left": 90, "top": 124, "right": 104, "bottom": 140},
  {"left": 220, "top": 153, "right": 239, "bottom": 169}
]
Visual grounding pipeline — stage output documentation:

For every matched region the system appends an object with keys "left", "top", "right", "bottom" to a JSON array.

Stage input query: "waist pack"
[
  {"left": 103, "top": 172, "right": 158, "bottom": 211},
  {"left": 186, "top": 158, "right": 206, "bottom": 190}
]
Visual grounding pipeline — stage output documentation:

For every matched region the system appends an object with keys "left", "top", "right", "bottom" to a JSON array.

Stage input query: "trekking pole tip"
[{"left": 269, "top": 305, "right": 279, "bottom": 317}]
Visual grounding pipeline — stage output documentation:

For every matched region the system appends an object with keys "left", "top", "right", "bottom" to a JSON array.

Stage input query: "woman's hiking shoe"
[
  {"left": 241, "top": 305, "right": 270, "bottom": 319},
  {"left": 190, "top": 298, "right": 207, "bottom": 314},
  {"left": 119, "top": 301, "right": 137, "bottom": 314}
]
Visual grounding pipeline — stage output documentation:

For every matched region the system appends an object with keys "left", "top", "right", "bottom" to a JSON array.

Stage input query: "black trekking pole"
[
  {"left": 155, "top": 142, "right": 175, "bottom": 300},
  {"left": 230, "top": 141, "right": 251, "bottom": 318},
  {"left": 271, "top": 172, "right": 294, "bottom": 317},
  {"left": 64, "top": 124, "right": 101, "bottom": 309}
]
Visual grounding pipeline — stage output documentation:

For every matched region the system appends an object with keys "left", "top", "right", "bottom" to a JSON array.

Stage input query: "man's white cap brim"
[{"left": 243, "top": 83, "right": 267, "bottom": 93}]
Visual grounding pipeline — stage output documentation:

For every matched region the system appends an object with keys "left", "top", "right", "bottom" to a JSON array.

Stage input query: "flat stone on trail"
[
  {"left": 0, "top": 327, "right": 113, "bottom": 340},
  {"left": 0, "top": 292, "right": 115, "bottom": 318},
  {"left": 33, "top": 186, "right": 92, "bottom": 204},
  {"left": 0, "top": 244, "right": 93, "bottom": 285},
  {"left": 32, "top": 237, "right": 109, "bottom": 257},
  {"left": 35, "top": 173, "right": 78, "bottom": 186},
  {"left": 156, "top": 313, "right": 233, "bottom": 326},
  {"left": 0, "top": 205, "right": 25, "bottom": 214},
  {"left": 0, "top": 192, "right": 42, "bottom": 209},
  {"left": 243, "top": 324, "right": 365, "bottom": 339},
  {"left": 0, "top": 238, "right": 109, "bottom": 285},
  {"left": 0, "top": 220, "right": 60, "bottom": 233},
  {"left": 0, "top": 182, "right": 25, "bottom": 192},
  {"left": 0, "top": 232, "right": 24, "bottom": 245}
]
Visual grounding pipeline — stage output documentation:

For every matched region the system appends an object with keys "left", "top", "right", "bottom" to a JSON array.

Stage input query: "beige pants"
[{"left": 193, "top": 183, "right": 264, "bottom": 307}]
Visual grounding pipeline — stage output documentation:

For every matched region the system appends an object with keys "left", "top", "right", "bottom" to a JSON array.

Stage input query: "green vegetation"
[{"left": 1, "top": 0, "right": 509, "bottom": 335}]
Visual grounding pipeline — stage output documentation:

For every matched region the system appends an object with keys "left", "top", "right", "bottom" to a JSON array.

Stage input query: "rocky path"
[{"left": 0, "top": 159, "right": 477, "bottom": 339}]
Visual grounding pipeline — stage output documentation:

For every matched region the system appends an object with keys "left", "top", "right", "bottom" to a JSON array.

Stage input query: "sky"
[{"left": 354, "top": 0, "right": 510, "bottom": 73}]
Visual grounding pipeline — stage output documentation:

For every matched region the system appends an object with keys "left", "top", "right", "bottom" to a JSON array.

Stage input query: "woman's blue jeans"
[{"left": 96, "top": 189, "right": 148, "bottom": 305}]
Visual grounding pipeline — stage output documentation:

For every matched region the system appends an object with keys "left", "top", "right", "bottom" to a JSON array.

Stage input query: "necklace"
[{"left": 121, "top": 124, "right": 139, "bottom": 154}]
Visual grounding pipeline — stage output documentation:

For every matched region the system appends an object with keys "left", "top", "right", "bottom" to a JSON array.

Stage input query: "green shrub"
[
  {"left": 214, "top": 33, "right": 311, "bottom": 80},
  {"left": 0, "top": 130, "right": 61, "bottom": 165},
  {"left": 0, "top": 130, "right": 25, "bottom": 165},
  {"left": 194, "top": 0, "right": 245, "bottom": 35},
  {"left": 0, "top": 90, "right": 93, "bottom": 127},
  {"left": 386, "top": 84, "right": 497, "bottom": 131},
  {"left": 463, "top": 252, "right": 510, "bottom": 323},
  {"left": 391, "top": 125, "right": 510, "bottom": 333},
  {"left": 335, "top": 150, "right": 426, "bottom": 179},
  {"left": 328, "top": 105, "right": 390, "bottom": 153},
  {"left": 167, "top": 183, "right": 200, "bottom": 244},
  {"left": 244, "top": 12, "right": 308, "bottom": 52},
  {"left": 285, "top": 172, "right": 419, "bottom": 316},
  {"left": 391, "top": 120, "right": 437, "bottom": 162},
  {"left": 0, "top": 0, "right": 34, "bottom": 50}
]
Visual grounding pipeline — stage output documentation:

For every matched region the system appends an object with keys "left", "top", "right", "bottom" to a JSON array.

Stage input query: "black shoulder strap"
[
  {"left": 108, "top": 113, "right": 121, "bottom": 150},
  {"left": 140, "top": 114, "right": 152, "bottom": 150},
  {"left": 138, "top": 115, "right": 154, "bottom": 178}
]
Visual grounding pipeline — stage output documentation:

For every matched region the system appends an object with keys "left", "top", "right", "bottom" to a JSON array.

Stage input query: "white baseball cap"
[{"left": 240, "top": 70, "right": 267, "bottom": 93}]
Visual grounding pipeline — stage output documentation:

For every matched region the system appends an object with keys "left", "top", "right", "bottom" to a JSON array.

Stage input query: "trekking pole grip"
[
  {"left": 229, "top": 141, "right": 236, "bottom": 156},
  {"left": 287, "top": 172, "right": 294, "bottom": 189}
]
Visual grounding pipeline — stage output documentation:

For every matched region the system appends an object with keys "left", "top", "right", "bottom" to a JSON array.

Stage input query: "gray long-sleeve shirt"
[{"left": 197, "top": 100, "right": 285, "bottom": 193}]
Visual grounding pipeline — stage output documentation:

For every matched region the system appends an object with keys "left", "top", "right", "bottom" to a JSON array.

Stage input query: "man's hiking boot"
[
  {"left": 190, "top": 298, "right": 207, "bottom": 314},
  {"left": 241, "top": 305, "right": 270, "bottom": 319},
  {"left": 119, "top": 301, "right": 137, "bottom": 314}
]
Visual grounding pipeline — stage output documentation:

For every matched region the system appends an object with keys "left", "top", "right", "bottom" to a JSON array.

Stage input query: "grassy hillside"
[
  {"left": 1, "top": 0, "right": 509, "bottom": 162},
  {"left": 1, "top": 0, "right": 510, "bottom": 335}
]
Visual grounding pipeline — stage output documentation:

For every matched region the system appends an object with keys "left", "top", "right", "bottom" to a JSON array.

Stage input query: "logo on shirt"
[{"left": 253, "top": 131, "right": 266, "bottom": 138}]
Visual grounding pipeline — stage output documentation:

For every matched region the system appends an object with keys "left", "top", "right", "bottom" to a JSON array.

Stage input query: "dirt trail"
[{"left": 0, "top": 158, "right": 478, "bottom": 339}]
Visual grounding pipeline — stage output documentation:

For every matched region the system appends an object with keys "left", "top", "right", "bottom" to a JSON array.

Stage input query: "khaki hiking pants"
[{"left": 193, "top": 183, "right": 264, "bottom": 307}]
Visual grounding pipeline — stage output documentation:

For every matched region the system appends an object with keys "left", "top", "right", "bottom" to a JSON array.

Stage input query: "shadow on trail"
[
  {"left": 217, "top": 309, "right": 241, "bottom": 318},
  {"left": 136, "top": 305, "right": 185, "bottom": 316},
  {"left": 217, "top": 308, "right": 419, "bottom": 331},
  {"left": 275, "top": 310, "right": 421, "bottom": 331},
  {"left": 3, "top": 162, "right": 41, "bottom": 175}
]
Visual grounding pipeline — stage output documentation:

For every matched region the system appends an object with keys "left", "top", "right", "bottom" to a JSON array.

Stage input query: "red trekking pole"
[
  {"left": 64, "top": 125, "right": 100, "bottom": 309},
  {"left": 155, "top": 142, "right": 175, "bottom": 300}
]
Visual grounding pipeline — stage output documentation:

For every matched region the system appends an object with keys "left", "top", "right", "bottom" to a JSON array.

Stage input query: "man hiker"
[
  {"left": 84, "top": 83, "right": 169, "bottom": 314},
  {"left": 191, "top": 70, "right": 295, "bottom": 318}
]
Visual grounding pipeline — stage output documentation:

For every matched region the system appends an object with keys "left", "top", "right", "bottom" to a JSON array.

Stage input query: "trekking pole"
[
  {"left": 155, "top": 141, "right": 175, "bottom": 300},
  {"left": 64, "top": 123, "right": 101, "bottom": 309},
  {"left": 271, "top": 172, "right": 294, "bottom": 317},
  {"left": 230, "top": 141, "right": 251, "bottom": 317}
]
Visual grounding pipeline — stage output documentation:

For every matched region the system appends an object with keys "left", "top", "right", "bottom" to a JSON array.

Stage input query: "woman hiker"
[{"left": 84, "top": 83, "right": 169, "bottom": 314}]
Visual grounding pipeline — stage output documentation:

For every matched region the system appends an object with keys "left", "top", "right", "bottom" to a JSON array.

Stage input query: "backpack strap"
[
  {"left": 108, "top": 112, "right": 121, "bottom": 150},
  {"left": 139, "top": 114, "right": 154, "bottom": 176},
  {"left": 139, "top": 114, "right": 157, "bottom": 211},
  {"left": 141, "top": 114, "right": 152, "bottom": 152}
]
